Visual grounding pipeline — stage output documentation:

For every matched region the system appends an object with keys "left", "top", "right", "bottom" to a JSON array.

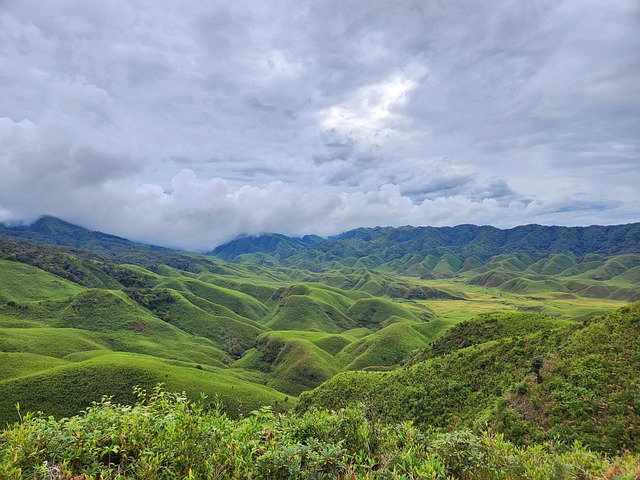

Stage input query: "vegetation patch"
[{"left": 2, "top": 387, "right": 640, "bottom": 479}]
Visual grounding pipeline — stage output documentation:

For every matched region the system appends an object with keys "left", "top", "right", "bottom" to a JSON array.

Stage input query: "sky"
[{"left": 1, "top": 0, "right": 639, "bottom": 251}]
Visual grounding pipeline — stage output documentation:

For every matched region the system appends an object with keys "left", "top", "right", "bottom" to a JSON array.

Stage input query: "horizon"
[{"left": 1, "top": 1, "right": 639, "bottom": 250}]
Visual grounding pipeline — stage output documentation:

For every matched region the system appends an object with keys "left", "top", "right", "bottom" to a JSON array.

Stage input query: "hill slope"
[{"left": 297, "top": 302, "right": 640, "bottom": 453}]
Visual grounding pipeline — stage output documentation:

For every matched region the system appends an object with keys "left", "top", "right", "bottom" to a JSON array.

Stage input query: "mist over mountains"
[{"left": 3, "top": 216, "right": 639, "bottom": 266}]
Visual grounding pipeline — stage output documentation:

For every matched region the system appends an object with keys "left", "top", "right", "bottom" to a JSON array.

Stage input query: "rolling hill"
[
  {"left": 0, "top": 225, "right": 444, "bottom": 423},
  {"left": 1, "top": 216, "right": 638, "bottom": 458}
]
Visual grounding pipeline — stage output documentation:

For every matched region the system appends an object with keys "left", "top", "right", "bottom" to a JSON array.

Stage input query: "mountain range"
[{"left": 211, "top": 223, "right": 640, "bottom": 271}]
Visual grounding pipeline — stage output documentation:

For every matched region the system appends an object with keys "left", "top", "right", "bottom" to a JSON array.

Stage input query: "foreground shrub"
[{"left": 1, "top": 386, "right": 639, "bottom": 479}]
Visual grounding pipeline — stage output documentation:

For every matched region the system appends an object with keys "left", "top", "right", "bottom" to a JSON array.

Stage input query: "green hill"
[
  {"left": 337, "top": 322, "right": 430, "bottom": 370},
  {"left": 346, "top": 297, "right": 422, "bottom": 329},
  {"left": 246, "top": 332, "right": 340, "bottom": 395},
  {"left": 0, "top": 238, "right": 440, "bottom": 423},
  {"left": 0, "top": 351, "right": 289, "bottom": 423},
  {"left": 297, "top": 303, "right": 640, "bottom": 453},
  {"left": 0, "top": 260, "right": 84, "bottom": 301},
  {"left": 266, "top": 295, "right": 355, "bottom": 333}
]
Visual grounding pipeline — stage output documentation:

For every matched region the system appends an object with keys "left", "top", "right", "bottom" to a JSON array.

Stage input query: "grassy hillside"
[
  {"left": 0, "top": 351, "right": 289, "bottom": 423},
  {"left": 0, "top": 260, "right": 84, "bottom": 301},
  {"left": 297, "top": 302, "right": 640, "bottom": 454},
  {"left": 0, "top": 239, "right": 439, "bottom": 423},
  {"left": 337, "top": 322, "right": 430, "bottom": 370}
]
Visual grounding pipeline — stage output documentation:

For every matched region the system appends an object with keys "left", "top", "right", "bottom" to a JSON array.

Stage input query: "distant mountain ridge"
[
  {"left": 0, "top": 216, "right": 233, "bottom": 276},
  {"left": 0, "top": 215, "right": 166, "bottom": 254},
  {"left": 3, "top": 217, "right": 639, "bottom": 265},
  {"left": 210, "top": 223, "right": 640, "bottom": 271}
]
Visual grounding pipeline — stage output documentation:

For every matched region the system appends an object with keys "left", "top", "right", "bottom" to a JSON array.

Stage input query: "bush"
[{"left": 2, "top": 386, "right": 640, "bottom": 479}]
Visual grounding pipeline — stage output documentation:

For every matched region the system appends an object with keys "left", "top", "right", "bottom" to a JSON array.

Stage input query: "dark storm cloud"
[{"left": 0, "top": 0, "right": 638, "bottom": 249}]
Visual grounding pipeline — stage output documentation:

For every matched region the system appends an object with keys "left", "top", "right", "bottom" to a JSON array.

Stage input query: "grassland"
[
  {"left": 1, "top": 219, "right": 639, "bottom": 477},
  {"left": 418, "top": 277, "right": 627, "bottom": 324},
  {"left": 1, "top": 230, "right": 638, "bottom": 428}
]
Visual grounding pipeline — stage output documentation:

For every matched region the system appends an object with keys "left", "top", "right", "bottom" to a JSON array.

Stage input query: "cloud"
[{"left": 0, "top": 0, "right": 638, "bottom": 249}]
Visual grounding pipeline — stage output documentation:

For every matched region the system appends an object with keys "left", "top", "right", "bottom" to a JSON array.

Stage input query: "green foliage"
[
  {"left": 2, "top": 386, "right": 639, "bottom": 479},
  {"left": 408, "top": 312, "right": 570, "bottom": 363}
]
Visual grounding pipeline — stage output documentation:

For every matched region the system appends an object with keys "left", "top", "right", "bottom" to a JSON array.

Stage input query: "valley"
[{"left": 1, "top": 217, "right": 639, "bottom": 477}]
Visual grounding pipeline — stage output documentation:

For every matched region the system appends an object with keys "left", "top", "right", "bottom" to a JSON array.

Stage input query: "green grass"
[
  {"left": 346, "top": 297, "right": 421, "bottom": 329},
  {"left": 341, "top": 327, "right": 374, "bottom": 339},
  {"left": 432, "top": 253, "right": 464, "bottom": 275},
  {"left": 0, "top": 327, "right": 106, "bottom": 358},
  {"left": 312, "top": 334, "right": 352, "bottom": 355},
  {"left": 55, "top": 289, "right": 158, "bottom": 331},
  {"left": 0, "top": 353, "right": 69, "bottom": 381},
  {"left": 254, "top": 330, "right": 352, "bottom": 356},
  {"left": 298, "top": 302, "right": 640, "bottom": 454},
  {"left": 337, "top": 322, "right": 429, "bottom": 370},
  {"left": 159, "top": 278, "right": 269, "bottom": 321},
  {"left": 251, "top": 332, "right": 339, "bottom": 395},
  {"left": 527, "top": 253, "right": 576, "bottom": 275},
  {"left": 0, "top": 260, "right": 84, "bottom": 301},
  {"left": 158, "top": 291, "right": 265, "bottom": 354},
  {"left": 418, "top": 277, "right": 628, "bottom": 321},
  {"left": 611, "top": 264, "right": 640, "bottom": 284},
  {"left": 266, "top": 295, "right": 354, "bottom": 333},
  {"left": 413, "top": 312, "right": 571, "bottom": 361},
  {"left": 572, "top": 254, "right": 640, "bottom": 281},
  {"left": 411, "top": 317, "right": 464, "bottom": 344},
  {"left": 0, "top": 351, "right": 290, "bottom": 425},
  {"left": 1, "top": 239, "right": 637, "bottom": 431}
]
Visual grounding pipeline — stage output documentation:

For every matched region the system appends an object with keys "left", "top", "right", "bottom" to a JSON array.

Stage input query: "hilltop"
[{"left": 0, "top": 216, "right": 165, "bottom": 255}]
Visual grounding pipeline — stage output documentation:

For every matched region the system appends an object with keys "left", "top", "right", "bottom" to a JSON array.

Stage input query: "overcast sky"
[{"left": 1, "top": 0, "right": 639, "bottom": 250}]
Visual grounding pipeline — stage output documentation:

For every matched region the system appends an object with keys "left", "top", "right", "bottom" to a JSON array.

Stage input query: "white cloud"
[
  {"left": 319, "top": 66, "right": 426, "bottom": 145},
  {"left": 0, "top": 0, "right": 638, "bottom": 249}
]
